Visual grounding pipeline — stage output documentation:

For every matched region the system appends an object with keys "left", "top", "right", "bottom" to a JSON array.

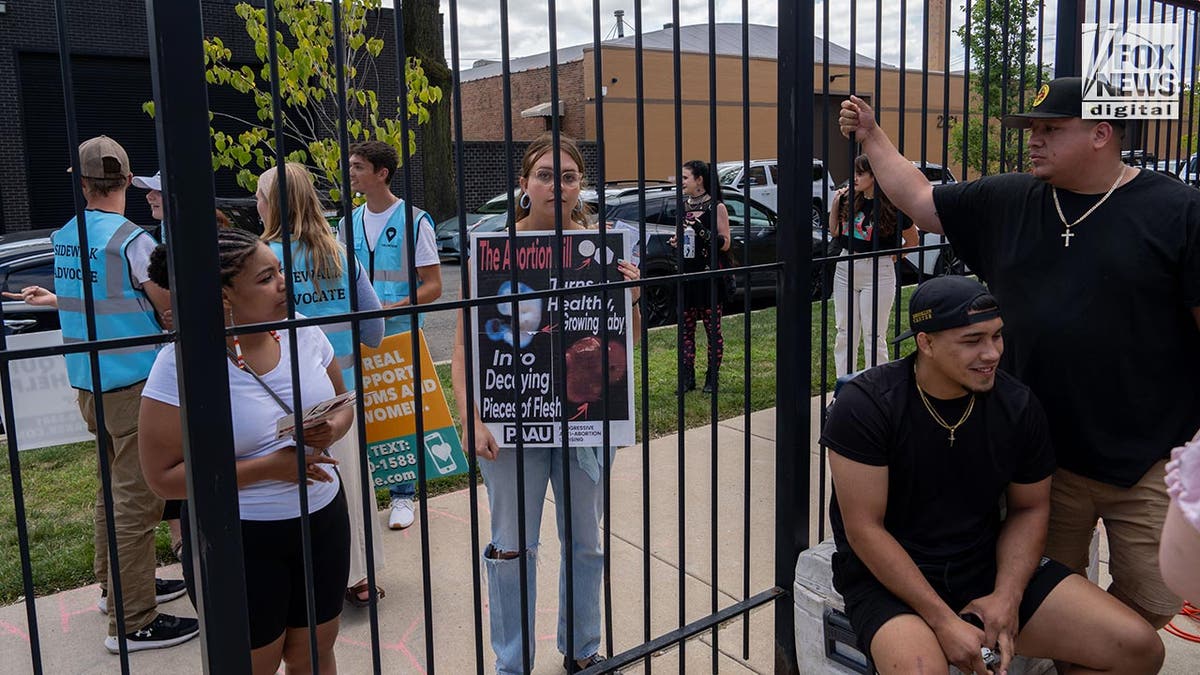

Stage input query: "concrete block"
[{"left": 794, "top": 539, "right": 1056, "bottom": 675}]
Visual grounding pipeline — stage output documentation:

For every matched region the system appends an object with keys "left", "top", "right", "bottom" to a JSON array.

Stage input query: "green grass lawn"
[{"left": 1, "top": 294, "right": 921, "bottom": 605}]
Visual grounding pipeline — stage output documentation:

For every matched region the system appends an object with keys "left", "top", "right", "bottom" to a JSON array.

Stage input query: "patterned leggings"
[{"left": 682, "top": 306, "right": 724, "bottom": 371}]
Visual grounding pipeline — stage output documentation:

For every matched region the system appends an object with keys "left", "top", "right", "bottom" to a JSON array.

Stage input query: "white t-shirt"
[
  {"left": 142, "top": 324, "right": 341, "bottom": 521},
  {"left": 346, "top": 199, "right": 440, "bottom": 266},
  {"left": 124, "top": 230, "right": 156, "bottom": 286}
]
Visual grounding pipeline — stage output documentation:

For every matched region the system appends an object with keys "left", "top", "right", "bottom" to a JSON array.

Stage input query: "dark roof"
[{"left": 460, "top": 23, "right": 885, "bottom": 83}]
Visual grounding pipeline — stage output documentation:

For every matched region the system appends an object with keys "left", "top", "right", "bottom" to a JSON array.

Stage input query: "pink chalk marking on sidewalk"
[
  {"left": 0, "top": 619, "right": 30, "bottom": 643},
  {"left": 395, "top": 615, "right": 427, "bottom": 674}
]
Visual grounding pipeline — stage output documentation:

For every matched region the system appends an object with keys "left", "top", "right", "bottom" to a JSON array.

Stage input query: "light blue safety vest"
[
  {"left": 268, "top": 240, "right": 358, "bottom": 385},
  {"left": 342, "top": 202, "right": 431, "bottom": 336},
  {"left": 53, "top": 211, "right": 161, "bottom": 392}
]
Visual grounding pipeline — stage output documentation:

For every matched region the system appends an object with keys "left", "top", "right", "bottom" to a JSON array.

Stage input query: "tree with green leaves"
[
  {"left": 951, "top": 0, "right": 1048, "bottom": 176},
  {"left": 145, "top": 0, "right": 442, "bottom": 203}
]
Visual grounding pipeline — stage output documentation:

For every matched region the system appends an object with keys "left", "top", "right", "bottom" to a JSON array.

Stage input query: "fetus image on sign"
[
  {"left": 484, "top": 281, "right": 543, "bottom": 348},
  {"left": 565, "top": 336, "right": 629, "bottom": 403}
]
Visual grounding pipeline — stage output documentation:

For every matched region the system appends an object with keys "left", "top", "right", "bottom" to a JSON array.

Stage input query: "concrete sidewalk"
[{"left": 2, "top": 404, "right": 1199, "bottom": 673}]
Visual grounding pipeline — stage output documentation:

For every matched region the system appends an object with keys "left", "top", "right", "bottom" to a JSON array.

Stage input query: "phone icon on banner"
[{"left": 426, "top": 432, "right": 458, "bottom": 475}]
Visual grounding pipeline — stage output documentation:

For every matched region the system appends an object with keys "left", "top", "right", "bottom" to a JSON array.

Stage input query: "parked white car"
[{"left": 717, "top": 158, "right": 836, "bottom": 228}]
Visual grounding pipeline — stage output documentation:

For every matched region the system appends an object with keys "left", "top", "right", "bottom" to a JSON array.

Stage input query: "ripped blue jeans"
[{"left": 478, "top": 446, "right": 611, "bottom": 675}]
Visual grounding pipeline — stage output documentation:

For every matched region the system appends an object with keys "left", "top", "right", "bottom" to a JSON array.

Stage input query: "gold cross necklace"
[
  {"left": 915, "top": 381, "right": 975, "bottom": 446},
  {"left": 1052, "top": 166, "right": 1127, "bottom": 248}
]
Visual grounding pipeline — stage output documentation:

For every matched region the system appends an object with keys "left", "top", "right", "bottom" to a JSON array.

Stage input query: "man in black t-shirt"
[
  {"left": 839, "top": 76, "right": 1200, "bottom": 629},
  {"left": 827, "top": 277, "right": 1162, "bottom": 675}
]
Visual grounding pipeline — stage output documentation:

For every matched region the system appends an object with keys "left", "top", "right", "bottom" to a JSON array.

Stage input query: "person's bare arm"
[
  {"left": 830, "top": 452, "right": 990, "bottom": 674},
  {"left": 142, "top": 280, "right": 173, "bottom": 329},
  {"left": 716, "top": 203, "right": 731, "bottom": 251},
  {"left": 829, "top": 189, "right": 846, "bottom": 237},
  {"left": 839, "top": 95, "right": 943, "bottom": 234},
  {"left": 139, "top": 398, "right": 338, "bottom": 500},
  {"left": 962, "top": 477, "right": 1050, "bottom": 674},
  {"left": 2, "top": 286, "right": 57, "bottom": 307},
  {"left": 1160, "top": 499, "right": 1200, "bottom": 603},
  {"left": 388, "top": 263, "right": 443, "bottom": 308}
]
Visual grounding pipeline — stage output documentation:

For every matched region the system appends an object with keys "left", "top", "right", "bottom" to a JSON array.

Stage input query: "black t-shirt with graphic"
[
  {"left": 837, "top": 197, "right": 914, "bottom": 254},
  {"left": 824, "top": 355, "right": 1055, "bottom": 579},
  {"left": 932, "top": 170, "right": 1200, "bottom": 487}
]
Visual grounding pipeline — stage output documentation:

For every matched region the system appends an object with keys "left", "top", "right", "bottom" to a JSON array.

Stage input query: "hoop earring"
[
  {"left": 519, "top": 192, "right": 531, "bottom": 209},
  {"left": 229, "top": 307, "right": 246, "bottom": 370},
  {"left": 574, "top": 196, "right": 584, "bottom": 213}
]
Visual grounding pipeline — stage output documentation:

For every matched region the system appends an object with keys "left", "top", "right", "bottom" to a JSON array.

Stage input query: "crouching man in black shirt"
[{"left": 825, "top": 277, "right": 1162, "bottom": 674}]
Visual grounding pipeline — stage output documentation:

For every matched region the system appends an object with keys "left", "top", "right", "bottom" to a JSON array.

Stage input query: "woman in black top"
[
  {"left": 675, "top": 160, "right": 731, "bottom": 393},
  {"left": 828, "top": 154, "right": 917, "bottom": 377}
]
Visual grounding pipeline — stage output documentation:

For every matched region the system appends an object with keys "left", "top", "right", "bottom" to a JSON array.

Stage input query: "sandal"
[{"left": 344, "top": 581, "right": 385, "bottom": 608}]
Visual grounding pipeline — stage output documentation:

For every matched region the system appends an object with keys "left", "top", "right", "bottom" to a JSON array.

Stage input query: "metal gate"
[{"left": 0, "top": 1, "right": 1193, "bottom": 673}]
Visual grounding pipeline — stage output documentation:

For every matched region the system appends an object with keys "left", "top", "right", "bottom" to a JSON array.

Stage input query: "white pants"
[
  {"left": 330, "top": 418, "right": 386, "bottom": 585},
  {"left": 833, "top": 255, "right": 897, "bottom": 377}
]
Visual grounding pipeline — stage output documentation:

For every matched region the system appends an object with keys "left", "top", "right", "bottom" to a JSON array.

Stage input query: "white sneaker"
[{"left": 388, "top": 497, "right": 415, "bottom": 530}]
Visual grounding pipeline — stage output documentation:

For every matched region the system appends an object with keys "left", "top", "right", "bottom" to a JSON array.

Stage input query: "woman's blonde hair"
[
  {"left": 257, "top": 163, "right": 344, "bottom": 291},
  {"left": 515, "top": 133, "right": 590, "bottom": 228}
]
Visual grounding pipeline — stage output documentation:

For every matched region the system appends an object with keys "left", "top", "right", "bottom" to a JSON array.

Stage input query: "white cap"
[{"left": 132, "top": 171, "right": 161, "bottom": 191}]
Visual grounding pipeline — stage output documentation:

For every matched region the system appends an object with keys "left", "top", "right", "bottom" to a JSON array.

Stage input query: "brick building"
[
  {"left": 454, "top": 22, "right": 974, "bottom": 186},
  {"left": 0, "top": 0, "right": 413, "bottom": 233}
]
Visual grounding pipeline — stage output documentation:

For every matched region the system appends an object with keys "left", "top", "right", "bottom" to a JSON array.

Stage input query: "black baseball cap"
[
  {"left": 1003, "top": 76, "right": 1125, "bottom": 129},
  {"left": 893, "top": 276, "right": 1001, "bottom": 343}
]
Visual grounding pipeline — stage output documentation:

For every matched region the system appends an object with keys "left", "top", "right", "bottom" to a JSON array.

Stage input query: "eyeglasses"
[{"left": 532, "top": 168, "right": 582, "bottom": 187}]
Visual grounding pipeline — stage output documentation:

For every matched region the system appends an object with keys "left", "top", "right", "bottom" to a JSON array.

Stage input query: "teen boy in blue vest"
[
  {"left": 54, "top": 137, "right": 199, "bottom": 652},
  {"left": 341, "top": 141, "right": 443, "bottom": 530}
]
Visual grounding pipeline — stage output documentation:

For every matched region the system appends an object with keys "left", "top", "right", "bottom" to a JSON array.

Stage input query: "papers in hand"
[{"left": 275, "top": 390, "right": 357, "bottom": 440}]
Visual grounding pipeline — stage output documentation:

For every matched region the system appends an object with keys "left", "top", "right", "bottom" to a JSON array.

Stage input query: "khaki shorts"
[{"left": 1045, "top": 461, "right": 1181, "bottom": 617}]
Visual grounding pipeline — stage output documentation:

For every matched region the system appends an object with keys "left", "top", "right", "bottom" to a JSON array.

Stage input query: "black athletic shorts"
[
  {"left": 834, "top": 550, "right": 1073, "bottom": 658},
  {"left": 242, "top": 487, "right": 351, "bottom": 649}
]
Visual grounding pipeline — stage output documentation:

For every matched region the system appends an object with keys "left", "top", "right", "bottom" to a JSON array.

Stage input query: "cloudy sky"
[
  {"left": 433, "top": 1, "right": 1045, "bottom": 72},
  {"left": 427, "top": 1, "right": 1169, "bottom": 75}
]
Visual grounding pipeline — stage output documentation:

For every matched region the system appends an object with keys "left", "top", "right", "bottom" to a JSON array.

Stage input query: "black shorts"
[
  {"left": 835, "top": 551, "right": 1073, "bottom": 658},
  {"left": 242, "top": 488, "right": 351, "bottom": 649}
]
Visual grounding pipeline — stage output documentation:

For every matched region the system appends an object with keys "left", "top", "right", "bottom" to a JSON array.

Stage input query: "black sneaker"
[
  {"left": 104, "top": 613, "right": 199, "bottom": 653},
  {"left": 564, "top": 653, "right": 621, "bottom": 674},
  {"left": 98, "top": 578, "right": 188, "bottom": 614}
]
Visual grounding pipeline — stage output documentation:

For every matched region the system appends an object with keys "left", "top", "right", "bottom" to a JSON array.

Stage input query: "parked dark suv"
[{"left": 583, "top": 184, "right": 827, "bottom": 326}]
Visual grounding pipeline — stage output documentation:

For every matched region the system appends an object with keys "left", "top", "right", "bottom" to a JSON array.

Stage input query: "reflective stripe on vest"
[
  {"left": 268, "top": 240, "right": 356, "bottom": 385},
  {"left": 345, "top": 202, "right": 429, "bottom": 336},
  {"left": 53, "top": 212, "right": 161, "bottom": 392}
]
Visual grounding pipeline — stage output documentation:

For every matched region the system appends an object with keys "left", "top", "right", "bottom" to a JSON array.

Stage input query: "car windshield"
[
  {"left": 717, "top": 165, "right": 741, "bottom": 185},
  {"left": 477, "top": 193, "right": 512, "bottom": 214}
]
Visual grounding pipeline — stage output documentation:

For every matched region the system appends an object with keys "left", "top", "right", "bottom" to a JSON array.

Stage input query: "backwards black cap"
[{"left": 893, "top": 276, "right": 1001, "bottom": 343}]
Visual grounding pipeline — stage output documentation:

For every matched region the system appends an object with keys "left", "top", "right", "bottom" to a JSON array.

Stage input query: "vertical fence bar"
[
  {"left": 740, "top": 0, "right": 754, "bottom": 659},
  {"left": 816, "top": 0, "right": 833, "bottom": 546},
  {"left": 54, "top": 0, "right": 132, "bottom": 666},
  {"left": 669, "top": 5, "right": 687, "bottom": 671},
  {"left": 588, "top": 0, "right": 616, "bottom": 663},
  {"left": 1058, "top": 0, "right": 1084, "bottom": 76},
  {"left": 493, "top": 2, "right": 534, "bottom": 671},
  {"left": 144, "top": 0, "right": 253, "bottom": 671},
  {"left": 776, "top": 0, "right": 813, "bottom": 672},
  {"left": 632, "top": 3, "right": 653, "bottom": 670},
  {"left": 444, "top": 0, "right": 487, "bottom": 670},
  {"left": 705, "top": 1, "right": 721, "bottom": 668},
  {"left": 387, "top": 4, "right": 438, "bottom": 670}
]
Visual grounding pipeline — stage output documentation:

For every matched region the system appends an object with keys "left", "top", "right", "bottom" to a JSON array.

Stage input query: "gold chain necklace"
[
  {"left": 1052, "top": 166, "right": 1127, "bottom": 248},
  {"left": 915, "top": 382, "right": 975, "bottom": 446}
]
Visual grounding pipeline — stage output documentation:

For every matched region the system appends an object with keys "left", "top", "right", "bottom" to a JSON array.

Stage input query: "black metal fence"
[{"left": 0, "top": 0, "right": 1194, "bottom": 673}]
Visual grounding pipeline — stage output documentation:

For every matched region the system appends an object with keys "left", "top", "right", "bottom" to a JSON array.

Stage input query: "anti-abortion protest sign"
[
  {"left": 360, "top": 330, "right": 466, "bottom": 487},
  {"left": 469, "top": 229, "right": 635, "bottom": 448},
  {"left": 0, "top": 330, "right": 92, "bottom": 450}
]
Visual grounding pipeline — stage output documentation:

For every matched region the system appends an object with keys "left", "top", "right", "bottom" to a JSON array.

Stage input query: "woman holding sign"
[
  {"left": 451, "top": 134, "right": 642, "bottom": 674},
  {"left": 138, "top": 229, "right": 352, "bottom": 674},
  {"left": 257, "top": 163, "right": 389, "bottom": 608}
]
